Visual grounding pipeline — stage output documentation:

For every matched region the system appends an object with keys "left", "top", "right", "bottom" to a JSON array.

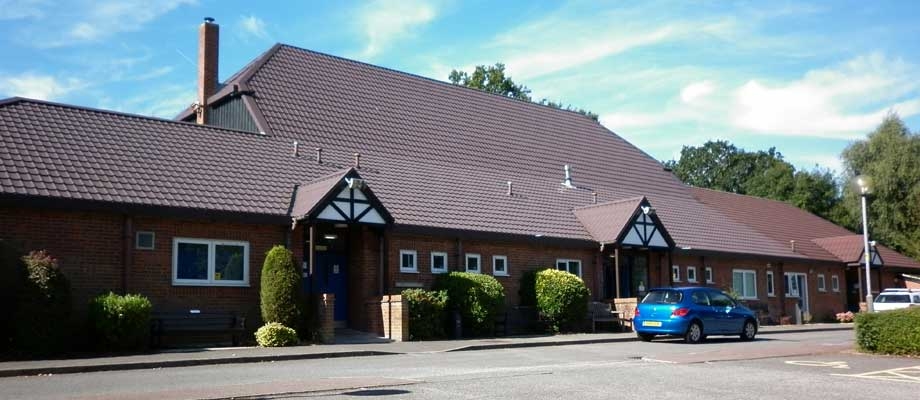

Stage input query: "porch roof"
[{"left": 574, "top": 196, "right": 674, "bottom": 248}]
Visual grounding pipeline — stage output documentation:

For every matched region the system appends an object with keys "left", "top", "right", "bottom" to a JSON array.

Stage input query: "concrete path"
[{"left": 0, "top": 323, "right": 852, "bottom": 377}]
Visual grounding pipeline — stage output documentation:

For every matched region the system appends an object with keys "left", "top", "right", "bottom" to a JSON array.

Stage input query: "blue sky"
[{"left": 1, "top": 1, "right": 919, "bottom": 173}]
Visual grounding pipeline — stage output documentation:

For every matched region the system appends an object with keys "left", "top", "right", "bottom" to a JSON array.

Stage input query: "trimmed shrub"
[
  {"left": 14, "top": 250, "right": 72, "bottom": 355},
  {"left": 88, "top": 292, "right": 152, "bottom": 351},
  {"left": 255, "top": 322, "right": 299, "bottom": 347},
  {"left": 518, "top": 269, "right": 538, "bottom": 307},
  {"left": 434, "top": 272, "right": 505, "bottom": 337},
  {"left": 0, "top": 240, "right": 26, "bottom": 354},
  {"left": 403, "top": 289, "right": 448, "bottom": 340},
  {"left": 260, "top": 246, "right": 302, "bottom": 329},
  {"left": 535, "top": 269, "right": 590, "bottom": 332},
  {"left": 855, "top": 307, "right": 920, "bottom": 355}
]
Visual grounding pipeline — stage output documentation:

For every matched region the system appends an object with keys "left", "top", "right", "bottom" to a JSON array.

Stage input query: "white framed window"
[
  {"left": 831, "top": 275, "right": 840, "bottom": 292},
  {"left": 399, "top": 250, "right": 418, "bottom": 273},
  {"left": 492, "top": 255, "right": 509, "bottom": 276},
  {"left": 465, "top": 253, "right": 481, "bottom": 273},
  {"left": 705, "top": 267, "right": 713, "bottom": 284},
  {"left": 556, "top": 259, "right": 582, "bottom": 277},
  {"left": 686, "top": 266, "right": 697, "bottom": 283},
  {"left": 172, "top": 238, "right": 249, "bottom": 287},
  {"left": 135, "top": 231, "right": 155, "bottom": 250},
  {"left": 672, "top": 265, "right": 681, "bottom": 282},
  {"left": 430, "top": 251, "right": 448, "bottom": 274},
  {"left": 817, "top": 274, "right": 826, "bottom": 292},
  {"left": 732, "top": 269, "right": 757, "bottom": 299},
  {"left": 766, "top": 271, "right": 775, "bottom": 297}
]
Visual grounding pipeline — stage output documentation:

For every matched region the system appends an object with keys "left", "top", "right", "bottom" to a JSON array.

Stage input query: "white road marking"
[
  {"left": 785, "top": 360, "right": 850, "bottom": 369},
  {"left": 834, "top": 365, "right": 920, "bottom": 384}
]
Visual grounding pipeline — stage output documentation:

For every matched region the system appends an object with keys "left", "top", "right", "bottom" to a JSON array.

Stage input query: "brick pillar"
[
  {"left": 614, "top": 297, "right": 638, "bottom": 332},
  {"left": 379, "top": 295, "right": 408, "bottom": 341},
  {"left": 318, "top": 293, "right": 335, "bottom": 344}
]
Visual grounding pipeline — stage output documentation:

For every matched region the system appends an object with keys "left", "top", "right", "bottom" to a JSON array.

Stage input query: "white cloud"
[
  {"left": 0, "top": 72, "right": 85, "bottom": 100},
  {"left": 356, "top": 0, "right": 437, "bottom": 58},
  {"left": 100, "top": 83, "right": 194, "bottom": 118},
  {"left": 680, "top": 80, "right": 715, "bottom": 104},
  {"left": 239, "top": 15, "right": 268, "bottom": 40},
  {"left": 0, "top": 0, "right": 47, "bottom": 20}
]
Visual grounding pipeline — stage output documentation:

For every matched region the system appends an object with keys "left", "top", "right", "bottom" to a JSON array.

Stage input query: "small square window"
[
  {"left": 400, "top": 250, "right": 418, "bottom": 273},
  {"left": 466, "top": 253, "right": 481, "bottom": 273},
  {"left": 493, "top": 255, "right": 508, "bottom": 276},
  {"left": 136, "top": 231, "right": 155, "bottom": 250},
  {"left": 431, "top": 252, "right": 448, "bottom": 274},
  {"left": 672, "top": 265, "right": 681, "bottom": 282},
  {"left": 705, "top": 267, "right": 713, "bottom": 284},
  {"left": 817, "top": 274, "right": 826, "bottom": 292},
  {"left": 766, "top": 271, "right": 775, "bottom": 297},
  {"left": 687, "top": 266, "right": 697, "bottom": 283},
  {"left": 555, "top": 259, "right": 581, "bottom": 277},
  {"left": 831, "top": 275, "right": 840, "bottom": 292}
]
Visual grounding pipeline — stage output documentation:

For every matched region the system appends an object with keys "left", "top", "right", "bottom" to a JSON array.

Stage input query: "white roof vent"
[{"left": 562, "top": 165, "right": 576, "bottom": 189}]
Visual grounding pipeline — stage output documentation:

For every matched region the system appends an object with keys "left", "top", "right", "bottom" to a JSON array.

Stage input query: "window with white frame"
[
  {"left": 466, "top": 253, "right": 481, "bottom": 273},
  {"left": 705, "top": 267, "right": 713, "bottom": 284},
  {"left": 556, "top": 259, "right": 582, "bottom": 277},
  {"left": 817, "top": 274, "right": 826, "bottom": 292},
  {"left": 492, "top": 255, "right": 509, "bottom": 276},
  {"left": 173, "top": 238, "right": 249, "bottom": 286},
  {"left": 400, "top": 250, "right": 418, "bottom": 273},
  {"left": 672, "top": 265, "right": 681, "bottom": 282},
  {"left": 831, "top": 275, "right": 840, "bottom": 292},
  {"left": 135, "top": 231, "right": 155, "bottom": 250},
  {"left": 430, "top": 251, "right": 448, "bottom": 274},
  {"left": 766, "top": 271, "right": 775, "bottom": 297},
  {"left": 732, "top": 269, "right": 757, "bottom": 299},
  {"left": 687, "top": 266, "right": 697, "bottom": 283}
]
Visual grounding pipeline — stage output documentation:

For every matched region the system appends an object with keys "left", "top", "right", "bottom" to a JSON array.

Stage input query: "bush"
[
  {"left": 14, "top": 250, "right": 72, "bottom": 355},
  {"left": 0, "top": 240, "right": 26, "bottom": 354},
  {"left": 88, "top": 292, "right": 152, "bottom": 351},
  {"left": 434, "top": 272, "right": 505, "bottom": 337},
  {"left": 403, "top": 289, "right": 448, "bottom": 340},
  {"left": 535, "top": 269, "right": 590, "bottom": 332},
  {"left": 260, "top": 246, "right": 302, "bottom": 329},
  {"left": 836, "top": 311, "right": 855, "bottom": 323},
  {"left": 255, "top": 322, "right": 299, "bottom": 347},
  {"left": 855, "top": 307, "right": 920, "bottom": 355},
  {"left": 518, "top": 270, "right": 538, "bottom": 307}
]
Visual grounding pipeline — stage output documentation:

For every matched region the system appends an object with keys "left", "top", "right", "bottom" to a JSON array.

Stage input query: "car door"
[
  {"left": 708, "top": 291, "right": 739, "bottom": 333},
  {"left": 689, "top": 290, "right": 720, "bottom": 332}
]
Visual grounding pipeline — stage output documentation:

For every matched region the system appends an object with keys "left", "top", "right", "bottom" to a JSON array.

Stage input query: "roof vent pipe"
[
  {"left": 354, "top": 153, "right": 361, "bottom": 169},
  {"left": 563, "top": 165, "right": 575, "bottom": 188},
  {"left": 790, "top": 240, "right": 796, "bottom": 253},
  {"left": 592, "top": 192, "right": 597, "bottom": 204},
  {"left": 507, "top": 181, "right": 513, "bottom": 196},
  {"left": 315, "top": 148, "right": 322, "bottom": 164},
  {"left": 292, "top": 141, "right": 299, "bottom": 157}
]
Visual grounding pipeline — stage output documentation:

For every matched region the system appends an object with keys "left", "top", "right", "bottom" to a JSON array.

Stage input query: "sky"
[{"left": 1, "top": 0, "right": 919, "bottom": 174}]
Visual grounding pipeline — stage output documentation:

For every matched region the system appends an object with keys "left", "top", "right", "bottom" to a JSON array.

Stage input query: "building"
[{"left": 1, "top": 19, "right": 918, "bottom": 340}]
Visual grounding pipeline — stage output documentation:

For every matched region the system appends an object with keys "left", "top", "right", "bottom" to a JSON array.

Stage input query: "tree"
[
  {"left": 840, "top": 114, "right": 920, "bottom": 261},
  {"left": 448, "top": 63, "right": 598, "bottom": 120},
  {"left": 260, "top": 245, "right": 302, "bottom": 330}
]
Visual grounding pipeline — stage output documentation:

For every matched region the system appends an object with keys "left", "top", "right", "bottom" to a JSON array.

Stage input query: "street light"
[{"left": 854, "top": 175, "right": 873, "bottom": 312}]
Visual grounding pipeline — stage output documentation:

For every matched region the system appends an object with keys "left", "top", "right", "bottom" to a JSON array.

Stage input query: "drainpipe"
[{"left": 614, "top": 247, "right": 621, "bottom": 298}]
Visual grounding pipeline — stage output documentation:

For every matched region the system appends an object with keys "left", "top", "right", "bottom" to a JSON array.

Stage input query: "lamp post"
[{"left": 855, "top": 175, "right": 873, "bottom": 312}]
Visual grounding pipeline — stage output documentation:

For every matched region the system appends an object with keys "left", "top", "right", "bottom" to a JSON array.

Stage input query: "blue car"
[{"left": 633, "top": 287, "right": 758, "bottom": 343}]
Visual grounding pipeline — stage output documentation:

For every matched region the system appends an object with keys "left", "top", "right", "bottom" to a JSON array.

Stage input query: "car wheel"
[
  {"left": 638, "top": 333, "right": 655, "bottom": 342},
  {"left": 740, "top": 319, "right": 757, "bottom": 341},
  {"left": 684, "top": 321, "right": 704, "bottom": 344}
]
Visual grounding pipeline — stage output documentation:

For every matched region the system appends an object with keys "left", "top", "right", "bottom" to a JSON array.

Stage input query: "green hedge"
[
  {"left": 255, "top": 322, "right": 299, "bottom": 347},
  {"left": 260, "top": 246, "right": 302, "bottom": 330},
  {"left": 434, "top": 272, "right": 505, "bottom": 337},
  {"left": 403, "top": 289, "right": 448, "bottom": 340},
  {"left": 535, "top": 269, "right": 590, "bottom": 332},
  {"left": 13, "top": 250, "right": 72, "bottom": 355},
  {"left": 855, "top": 307, "right": 920, "bottom": 355},
  {"left": 88, "top": 292, "right": 152, "bottom": 351}
]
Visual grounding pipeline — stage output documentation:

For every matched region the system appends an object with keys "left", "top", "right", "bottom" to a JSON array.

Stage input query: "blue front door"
[{"left": 315, "top": 252, "right": 349, "bottom": 324}]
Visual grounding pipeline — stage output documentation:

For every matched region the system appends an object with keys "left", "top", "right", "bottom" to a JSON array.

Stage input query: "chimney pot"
[
  {"left": 204, "top": 17, "right": 215, "bottom": 23},
  {"left": 563, "top": 165, "right": 574, "bottom": 188},
  {"left": 292, "top": 141, "right": 299, "bottom": 157},
  {"left": 592, "top": 192, "right": 597, "bottom": 204},
  {"left": 354, "top": 153, "right": 361, "bottom": 169},
  {"left": 197, "top": 17, "right": 219, "bottom": 125},
  {"left": 315, "top": 148, "right": 322, "bottom": 164}
]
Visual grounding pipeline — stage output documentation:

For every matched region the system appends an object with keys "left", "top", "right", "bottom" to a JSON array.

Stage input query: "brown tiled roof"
[
  {"left": 574, "top": 197, "right": 644, "bottom": 244},
  {"left": 289, "top": 168, "right": 353, "bottom": 220},
  {"left": 690, "top": 188, "right": 920, "bottom": 269}
]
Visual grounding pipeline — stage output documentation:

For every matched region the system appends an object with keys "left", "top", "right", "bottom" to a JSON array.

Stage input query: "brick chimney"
[{"left": 197, "top": 17, "right": 219, "bottom": 125}]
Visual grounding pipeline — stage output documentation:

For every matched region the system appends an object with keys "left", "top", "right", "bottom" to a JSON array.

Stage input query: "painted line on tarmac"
[{"left": 833, "top": 365, "right": 920, "bottom": 384}]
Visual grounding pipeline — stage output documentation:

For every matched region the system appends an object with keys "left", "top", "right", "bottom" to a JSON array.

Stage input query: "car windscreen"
[
  {"left": 641, "top": 290, "right": 682, "bottom": 304},
  {"left": 876, "top": 294, "right": 910, "bottom": 303}
]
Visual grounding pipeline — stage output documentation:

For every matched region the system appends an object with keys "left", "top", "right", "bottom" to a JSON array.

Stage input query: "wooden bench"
[
  {"left": 150, "top": 311, "right": 246, "bottom": 348},
  {"left": 589, "top": 302, "right": 622, "bottom": 333}
]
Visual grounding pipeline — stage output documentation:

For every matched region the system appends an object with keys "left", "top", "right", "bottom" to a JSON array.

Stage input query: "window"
[
  {"left": 831, "top": 275, "right": 840, "bottom": 292},
  {"left": 686, "top": 266, "right": 697, "bottom": 283},
  {"left": 555, "top": 259, "right": 582, "bottom": 277},
  {"left": 709, "top": 291, "right": 735, "bottom": 307},
  {"left": 399, "top": 250, "right": 417, "bottom": 273},
  {"left": 466, "top": 253, "right": 481, "bottom": 273},
  {"left": 431, "top": 252, "right": 448, "bottom": 274},
  {"left": 671, "top": 265, "right": 681, "bottom": 282},
  {"left": 817, "top": 274, "right": 826, "bottom": 292},
  {"left": 705, "top": 267, "right": 713, "bottom": 284},
  {"left": 492, "top": 255, "right": 509, "bottom": 276},
  {"left": 732, "top": 269, "right": 757, "bottom": 299},
  {"left": 172, "top": 238, "right": 249, "bottom": 286},
  {"left": 691, "top": 290, "right": 710, "bottom": 306},
  {"left": 766, "top": 271, "right": 775, "bottom": 297},
  {"left": 135, "top": 231, "right": 155, "bottom": 250}
]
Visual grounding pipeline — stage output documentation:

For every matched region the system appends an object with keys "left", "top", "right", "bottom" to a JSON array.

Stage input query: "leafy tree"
[
  {"left": 449, "top": 63, "right": 598, "bottom": 120},
  {"left": 840, "top": 114, "right": 920, "bottom": 261}
]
